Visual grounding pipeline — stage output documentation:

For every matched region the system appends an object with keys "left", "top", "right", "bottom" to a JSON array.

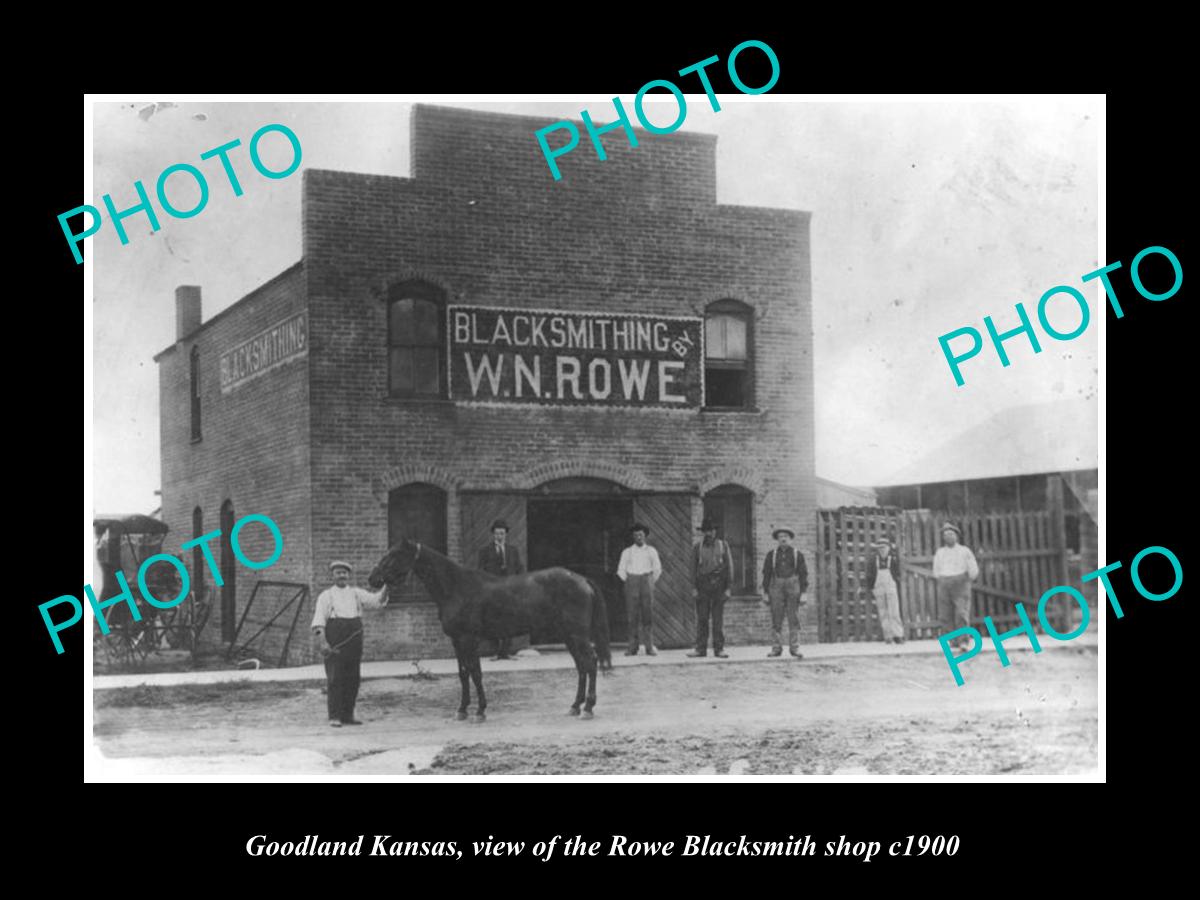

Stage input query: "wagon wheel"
[
  {"left": 160, "top": 604, "right": 187, "bottom": 649},
  {"left": 102, "top": 628, "right": 138, "bottom": 669}
]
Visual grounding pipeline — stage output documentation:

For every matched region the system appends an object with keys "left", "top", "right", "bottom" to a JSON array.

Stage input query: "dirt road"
[{"left": 92, "top": 646, "right": 1097, "bottom": 775}]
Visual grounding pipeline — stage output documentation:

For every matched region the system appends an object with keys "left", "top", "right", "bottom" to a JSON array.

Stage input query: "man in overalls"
[
  {"left": 689, "top": 517, "right": 734, "bottom": 658},
  {"left": 866, "top": 536, "right": 904, "bottom": 644},
  {"left": 311, "top": 561, "right": 388, "bottom": 727},
  {"left": 761, "top": 528, "right": 807, "bottom": 658}
]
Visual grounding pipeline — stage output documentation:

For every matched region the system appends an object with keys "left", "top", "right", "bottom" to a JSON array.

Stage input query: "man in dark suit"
[
  {"left": 761, "top": 527, "right": 808, "bottom": 658},
  {"left": 478, "top": 519, "right": 524, "bottom": 660}
]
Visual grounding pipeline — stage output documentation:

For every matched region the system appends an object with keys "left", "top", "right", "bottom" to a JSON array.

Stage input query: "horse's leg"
[
  {"left": 582, "top": 642, "right": 598, "bottom": 718},
  {"left": 466, "top": 638, "right": 486, "bottom": 720},
  {"left": 565, "top": 637, "right": 586, "bottom": 716},
  {"left": 453, "top": 638, "right": 470, "bottom": 721}
]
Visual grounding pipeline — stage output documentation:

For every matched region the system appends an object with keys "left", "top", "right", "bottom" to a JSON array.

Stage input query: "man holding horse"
[
  {"left": 311, "top": 560, "right": 388, "bottom": 727},
  {"left": 617, "top": 523, "right": 662, "bottom": 656}
]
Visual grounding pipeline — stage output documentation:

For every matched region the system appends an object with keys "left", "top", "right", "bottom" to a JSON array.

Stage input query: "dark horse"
[{"left": 368, "top": 539, "right": 612, "bottom": 720}]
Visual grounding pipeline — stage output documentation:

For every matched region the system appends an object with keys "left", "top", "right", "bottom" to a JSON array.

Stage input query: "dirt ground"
[{"left": 92, "top": 646, "right": 1098, "bottom": 775}]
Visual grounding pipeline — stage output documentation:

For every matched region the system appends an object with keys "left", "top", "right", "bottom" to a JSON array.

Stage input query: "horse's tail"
[{"left": 585, "top": 577, "right": 612, "bottom": 670}]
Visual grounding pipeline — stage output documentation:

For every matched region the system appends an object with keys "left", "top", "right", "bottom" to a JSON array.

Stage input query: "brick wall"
[
  {"left": 156, "top": 264, "right": 316, "bottom": 663},
  {"left": 303, "top": 104, "right": 816, "bottom": 658}
]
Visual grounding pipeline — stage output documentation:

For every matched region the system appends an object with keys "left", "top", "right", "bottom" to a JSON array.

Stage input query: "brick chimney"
[{"left": 176, "top": 285, "right": 202, "bottom": 340}]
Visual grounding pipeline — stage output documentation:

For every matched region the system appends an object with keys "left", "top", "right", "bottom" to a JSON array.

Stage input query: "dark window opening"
[
  {"left": 387, "top": 483, "right": 448, "bottom": 603},
  {"left": 703, "top": 484, "right": 755, "bottom": 594},
  {"left": 219, "top": 500, "right": 236, "bottom": 641},
  {"left": 192, "top": 507, "right": 205, "bottom": 599},
  {"left": 190, "top": 346, "right": 202, "bottom": 441}
]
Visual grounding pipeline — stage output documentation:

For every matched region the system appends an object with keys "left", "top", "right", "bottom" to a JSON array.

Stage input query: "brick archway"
[
  {"left": 697, "top": 464, "right": 765, "bottom": 498},
  {"left": 371, "top": 464, "right": 462, "bottom": 505},
  {"left": 507, "top": 459, "right": 652, "bottom": 491},
  {"left": 367, "top": 268, "right": 459, "bottom": 304}
]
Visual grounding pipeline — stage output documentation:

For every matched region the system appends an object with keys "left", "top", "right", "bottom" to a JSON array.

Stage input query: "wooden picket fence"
[{"left": 815, "top": 506, "right": 1070, "bottom": 642}]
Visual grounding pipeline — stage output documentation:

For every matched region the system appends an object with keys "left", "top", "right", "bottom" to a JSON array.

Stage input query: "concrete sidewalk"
[{"left": 92, "top": 628, "right": 1098, "bottom": 690}]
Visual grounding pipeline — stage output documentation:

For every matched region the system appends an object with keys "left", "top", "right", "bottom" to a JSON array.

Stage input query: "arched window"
[
  {"left": 190, "top": 346, "right": 202, "bottom": 441},
  {"left": 192, "top": 507, "right": 205, "bottom": 599},
  {"left": 703, "top": 485, "right": 755, "bottom": 593},
  {"left": 387, "top": 483, "right": 448, "bottom": 603},
  {"left": 219, "top": 500, "right": 236, "bottom": 641},
  {"left": 388, "top": 282, "right": 445, "bottom": 398},
  {"left": 704, "top": 299, "right": 754, "bottom": 409}
]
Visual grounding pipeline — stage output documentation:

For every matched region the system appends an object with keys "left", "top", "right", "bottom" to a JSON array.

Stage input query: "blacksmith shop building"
[{"left": 155, "top": 104, "right": 815, "bottom": 664}]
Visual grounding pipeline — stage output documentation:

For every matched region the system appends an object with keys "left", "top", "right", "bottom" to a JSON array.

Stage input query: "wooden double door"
[{"left": 461, "top": 488, "right": 695, "bottom": 648}]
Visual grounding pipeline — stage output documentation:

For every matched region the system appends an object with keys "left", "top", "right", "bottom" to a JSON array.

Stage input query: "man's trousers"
[
  {"left": 767, "top": 575, "right": 803, "bottom": 651},
  {"left": 324, "top": 617, "right": 363, "bottom": 723},
  {"left": 694, "top": 585, "right": 727, "bottom": 653},
  {"left": 624, "top": 573, "right": 655, "bottom": 650}
]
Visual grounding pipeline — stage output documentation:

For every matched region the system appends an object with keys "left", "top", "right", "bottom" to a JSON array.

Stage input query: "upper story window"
[
  {"left": 704, "top": 299, "right": 754, "bottom": 409},
  {"left": 190, "top": 346, "right": 202, "bottom": 441},
  {"left": 388, "top": 282, "right": 445, "bottom": 398}
]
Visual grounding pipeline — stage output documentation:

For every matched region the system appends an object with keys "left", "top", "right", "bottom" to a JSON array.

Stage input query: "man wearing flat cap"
[
  {"left": 932, "top": 523, "right": 979, "bottom": 652},
  {"left": 866, "top": 536, "right": 905, "bottom": 644},
  {"left": 761, "top": 527, "right": 807, "bottom": 658},
  {"left": 689, "top": 517, "right": 734, "bottom": 658},
  {"left": 311, "top": 561, "right": 388, "bottom": 727},
  {"left": 617, "top": 523, "right": 662, "bottom": 656},
  {"left": 478, "top": 518, "right": 524, "bottom": 660}
]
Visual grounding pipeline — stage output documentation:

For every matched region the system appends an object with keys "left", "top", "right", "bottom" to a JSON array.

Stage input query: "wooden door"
[{"left": 631, "top": 494, "right": 695, "bottom": 649}]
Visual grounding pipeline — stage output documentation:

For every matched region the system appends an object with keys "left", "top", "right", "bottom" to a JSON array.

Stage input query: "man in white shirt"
[
  {"left": 617, "top": 523, "right": 662, "bottom": 656},
  {"left": 932, "top": 524, "right": 979, "bottom": 652},
  {"left": 311, "top": 560, "right": 388, "bottom": 727}
]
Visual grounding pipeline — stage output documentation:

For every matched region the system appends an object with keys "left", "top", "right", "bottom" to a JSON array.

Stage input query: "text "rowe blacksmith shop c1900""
[{"left": 153, "top": 104, "right": 815, "bottom": 663}]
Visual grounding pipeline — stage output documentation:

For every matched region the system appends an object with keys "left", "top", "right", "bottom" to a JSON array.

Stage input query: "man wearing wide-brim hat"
[
  {"left": 761, "top": 527, "right": 808, "bottom": 658},
  {"left": 310, "top": 560, "right": 388, "bottom": 727},
  {"left": 616, "top": 523, "right": 662, "bottom": 656},
  {"left": 932, "top": 523, "right": 979, "bottom": 652},
  {"left": 689, "top": 516, "right": 735, "bottom": 658}
]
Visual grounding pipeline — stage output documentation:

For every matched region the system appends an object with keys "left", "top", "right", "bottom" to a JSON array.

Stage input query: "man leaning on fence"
[
  {"left": 933, "top": 523, "right": 979, "bottom": 652},
  {"left": 311, "top": 560, "right": 388, "bottom": 727}
]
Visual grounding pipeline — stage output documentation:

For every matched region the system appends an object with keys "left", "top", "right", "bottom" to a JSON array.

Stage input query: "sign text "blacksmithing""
[{"left": 449, "top": 306, "right": 703, "bottom": 408}]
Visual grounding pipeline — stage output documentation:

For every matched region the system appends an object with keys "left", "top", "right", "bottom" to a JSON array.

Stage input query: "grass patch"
[{"left": 95, "top": 680, "right": 318, "bottom": 709}]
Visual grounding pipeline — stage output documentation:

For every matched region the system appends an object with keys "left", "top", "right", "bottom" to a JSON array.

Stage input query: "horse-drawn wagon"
[{"left": 92, "top": 514, "right": 212, "bottom": 669}]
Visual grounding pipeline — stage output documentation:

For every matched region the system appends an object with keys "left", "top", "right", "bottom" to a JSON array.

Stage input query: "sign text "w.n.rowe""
[{"left": 449, "top": 306, "right": 703, "bottom": 408}]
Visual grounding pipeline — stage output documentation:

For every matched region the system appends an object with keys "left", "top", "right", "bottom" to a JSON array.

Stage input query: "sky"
[{"left": 90, "top": 97, "right": 1100, "bottom": 513}]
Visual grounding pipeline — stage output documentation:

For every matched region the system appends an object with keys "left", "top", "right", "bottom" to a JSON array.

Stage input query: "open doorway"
[{"left": 526, "top": 482, "right": 633, "bottom": 644}]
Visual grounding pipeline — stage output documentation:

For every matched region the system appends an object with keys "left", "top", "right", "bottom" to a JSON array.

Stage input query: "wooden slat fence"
[{"left": 816, "top": 506, "right": 1070, "bottom": 642}]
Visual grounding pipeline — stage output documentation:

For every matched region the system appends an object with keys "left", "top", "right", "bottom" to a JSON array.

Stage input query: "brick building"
[{"left": 155, "top": 104, "right": 816, "bottom": 664}]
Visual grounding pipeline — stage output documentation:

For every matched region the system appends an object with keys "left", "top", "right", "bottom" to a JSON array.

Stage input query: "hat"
[
  {"left": 329, "top": 560, "right": 353, "bottom": 574},
  {"left": 772, "top": 527, "right": 795, "bottom": 540},
  {"left": 630, "top": 523, "right": 650, "bottom": 536},
  {"left": 872, "top": 536, "right": 893, "bottom": 547},
  {"left": 941, "top": 523, "right": 962, "bottom": 537},
  {"left": 490, "top": 519, "right": 510, "bottom": 532},
  {"left": 698, "top": 517, "right": 719, "bottom": 531}
]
